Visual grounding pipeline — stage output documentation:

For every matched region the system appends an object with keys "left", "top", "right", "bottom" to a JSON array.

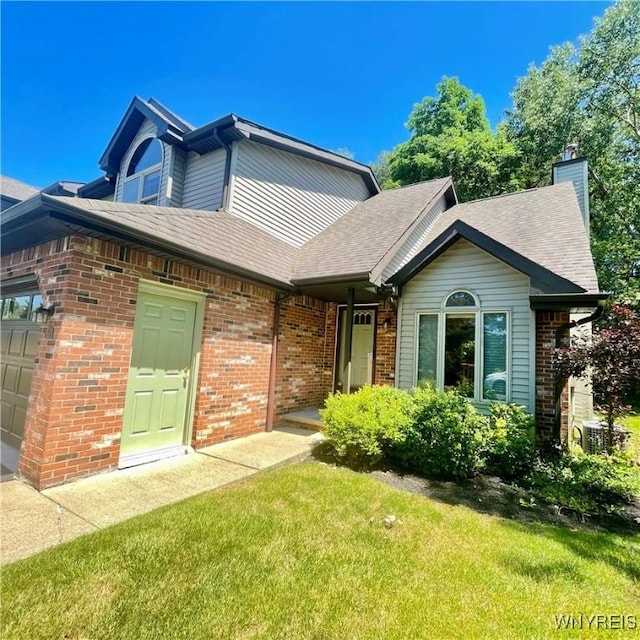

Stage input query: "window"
[
  {"left": 121, "top": 138, "right": 162, "bottom": 205},
  {"left": 416, "top": 290, "right": 508, "bottom": 402},
  {"left": 1, "top": 292, "right": 43, "bottom": 322}
]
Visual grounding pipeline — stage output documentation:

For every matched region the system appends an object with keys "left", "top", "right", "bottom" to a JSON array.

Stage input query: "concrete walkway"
[{"left": 0, "top": 427, "right": 322, "bottom": 565}]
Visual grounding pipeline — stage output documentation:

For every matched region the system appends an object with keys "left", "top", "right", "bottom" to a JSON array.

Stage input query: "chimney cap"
[{"left": 562, "top": 143, "right": 579, "bottom": 161}]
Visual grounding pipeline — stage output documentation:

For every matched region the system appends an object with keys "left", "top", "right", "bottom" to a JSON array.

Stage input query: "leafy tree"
[
  {"left": 371, "top": 151, "right": 398, "bottom": 190},
  {"left": 554, "top": 304, "right": 640, "bottom": 450},
  {"left": 387, "top": 77, "right": 523, "bottom": 202},
  {"left": 505, "top": 1, "right": 640, "bottom": 303}
]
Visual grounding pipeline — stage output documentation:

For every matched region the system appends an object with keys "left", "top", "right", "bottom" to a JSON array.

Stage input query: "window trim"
[
  {"left": 120, "top": 137, "right": 163, "bottom": 205},
  {"left": 414, "top": 291, "right": 511, "bottom": 403}
]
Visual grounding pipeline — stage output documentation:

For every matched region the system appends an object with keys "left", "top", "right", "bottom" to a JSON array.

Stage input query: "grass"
[
  {"left": 623, "top": 414, "right": 640, "bottom": 437},
  {"left": 2, "top": 463, "right": 639, "bottom": 640}
]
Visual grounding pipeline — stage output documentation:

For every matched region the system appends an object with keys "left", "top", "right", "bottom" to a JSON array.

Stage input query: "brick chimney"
[{"left": 552, "top": 144, "right": 590, "bottom": 236}]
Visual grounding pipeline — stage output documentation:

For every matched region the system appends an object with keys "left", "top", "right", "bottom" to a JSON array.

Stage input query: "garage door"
[{"left": 1, "top": 291, "right": 42, "bottom": 449}]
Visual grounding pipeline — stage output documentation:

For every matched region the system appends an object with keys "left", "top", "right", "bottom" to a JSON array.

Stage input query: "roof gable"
[
  {"left": 99, "top": 97, "right": 193, "bottom": 175},
  {"left": 388, "top": 183, "right": 600, "bottom": 295},
  {"left": 390, "top": 221, "right": 586, "bottom": 293}
]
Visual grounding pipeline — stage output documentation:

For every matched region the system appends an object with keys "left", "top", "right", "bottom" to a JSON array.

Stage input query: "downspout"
[
  {"left": 211, "top": 128, "right": 233, "bottom": 210},
  {"left": 553, "top": 305, "right": 604, "bottom": 444},
  {"left": 265, "top": 292, "right": 294, "bottom": 432}
]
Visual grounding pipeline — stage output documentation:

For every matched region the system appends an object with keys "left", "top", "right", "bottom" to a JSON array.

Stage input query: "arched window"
[
  {"left": 445, "top": 290, "right": 477, "bottom": 308},
  {"left": 121, "top": 138, "right": 162, "bottom": 205},
  {"left": 416, "top": 289, "right": 509, "bottom": 402}
]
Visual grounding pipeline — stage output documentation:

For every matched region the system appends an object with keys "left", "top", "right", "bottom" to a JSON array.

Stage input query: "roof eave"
[
  {"left": 184, "top": 116, "right": 380, "bottom": 194},
  {"left": 529, "top": 293, "right": 609, "bottom": 312},
  {"left": 291, "top": 272, "right": 372, "bottom": 287},
  {"left": 1, "top": 194, "right": 294, "bottom": 292}
]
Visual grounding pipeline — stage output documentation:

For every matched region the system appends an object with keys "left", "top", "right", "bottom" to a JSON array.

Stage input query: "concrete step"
[{"left": 281, "top": 408, "right": 323, "bottom": 432}]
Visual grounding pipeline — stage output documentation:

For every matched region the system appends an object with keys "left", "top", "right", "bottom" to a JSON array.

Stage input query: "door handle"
[{"left": 181, "top": 367, "right": 190, "bottom": 383}]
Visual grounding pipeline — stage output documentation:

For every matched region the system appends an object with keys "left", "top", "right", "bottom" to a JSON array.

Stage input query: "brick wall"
[
  {"left": 2, "top": 236, "right": 278, "bottom": 488},
  {"left": 535, "top": 310, "right": 570, "bottom": 444},
  {"left": 374, "top": 300, "right": 397, "bottom": 386},
  {"left": 274, "top": 297, "right": 335, "bottom": 417}
]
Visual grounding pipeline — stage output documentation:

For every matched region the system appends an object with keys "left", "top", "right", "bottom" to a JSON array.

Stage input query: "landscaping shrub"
[
  {"left": 321, "top": 385, "right": 414, "bottom": 467},
  {"left": 523, "top": 450, "right": 640, "bottom": 517},
  {"left": 485, "top": 403, "right": 536, "bottom": 479},
  {"left": 393, "top": 385, "right": 490, "bottom": 479}
]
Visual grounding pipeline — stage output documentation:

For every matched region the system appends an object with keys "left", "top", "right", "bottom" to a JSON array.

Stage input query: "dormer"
[{"left": 99, "top": 97, "right": 193, "bottom": 206}]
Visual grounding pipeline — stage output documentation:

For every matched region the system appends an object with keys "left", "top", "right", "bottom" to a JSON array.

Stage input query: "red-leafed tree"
[{"left": 555, "top": 304, "right": 640, "bottom": 451}]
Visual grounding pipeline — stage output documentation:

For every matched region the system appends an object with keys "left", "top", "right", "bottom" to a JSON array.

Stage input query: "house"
[{"left": 0, "top": 97, "right": 605, "bottom": 489}]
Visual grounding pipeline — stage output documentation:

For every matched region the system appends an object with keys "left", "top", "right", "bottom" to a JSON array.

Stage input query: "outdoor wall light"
[{"left": 34, "top": 304, "right": 55, "bottom": 322}]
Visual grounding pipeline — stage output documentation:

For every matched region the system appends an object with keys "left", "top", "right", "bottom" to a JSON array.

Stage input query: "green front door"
[{"left": 120, "top": 288, "right": 198, "bottom": 465}]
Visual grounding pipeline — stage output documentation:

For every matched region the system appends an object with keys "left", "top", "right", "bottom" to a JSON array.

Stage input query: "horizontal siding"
[
  {"left": 167, "top": 147, "right": 187, "bottom": 207},
  {"left": 397, "top": 239, "right": 533, "bottom": 411},
  {"left": 181, "top": 149, "right": 226, "bottom": 210},
  {"left": 553, "top": 160, "right": 588, "bottom": 229},
  {"left": 382, "top": 194, "right": 448, "bottom": 282},
  {"left": 114, "top": 118, "right": 170, "bottom": 205},
  {"left": 230, "top": 140, "right": 371, "bottom": 246}
]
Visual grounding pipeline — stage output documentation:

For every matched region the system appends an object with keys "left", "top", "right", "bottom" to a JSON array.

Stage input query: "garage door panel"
[
  {"left": 25, "top": 331, "right": 39, "bottom": 357},
  {"left": 3, "top": 365, "right": 19, "bottom": 394},
  {"left": 8, "top": 330, "right": 26, "bottom": 356},
  {"left": 18, "top": 368, "right": 33, "bottom": 397},
  {"left": 1, "top": 321, "right": 39, "bottom": 448},
  {"left": 1, "top": 331, "right": 9, "bottom": 355}
]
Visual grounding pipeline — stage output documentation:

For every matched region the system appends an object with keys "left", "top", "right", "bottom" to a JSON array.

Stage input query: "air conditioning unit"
[{"left": 577, "top": 420, "right": 630, "bottom": 454}]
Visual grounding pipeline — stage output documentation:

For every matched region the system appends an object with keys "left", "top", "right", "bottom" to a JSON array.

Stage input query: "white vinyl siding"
[
  {"left": 181, "top": 149, "right": 226, "bottom": 210},
  {"left": 382, "top": 194, "right": 449, "bottom": 282},
  {"left": 114, "top": 118, "right": 171, "bottom": 206},
  {"left": 229, "top": 140, "right": 371, "bottom": 246},
  {"left": 397, "top": 239, "right": 532, "bottom": 411}
]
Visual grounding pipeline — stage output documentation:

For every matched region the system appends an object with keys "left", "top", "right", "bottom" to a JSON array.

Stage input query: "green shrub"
[
  {"left": 393, "top": 385, "right": 490, "bottom": 479},
  {"left": 321, "top": 385, "right": 414, "bottom": 467},
  {"left": 485, "top": 403, "right": 535, "bottom": 479},
  {"left": 524, "top": 450, "right": 640, "bottom": 517}
]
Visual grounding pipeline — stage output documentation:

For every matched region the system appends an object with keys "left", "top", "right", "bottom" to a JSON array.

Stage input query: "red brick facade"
[
  {"left": 8, "top": 235, "right": 574, "bottom": 488},
  {"left": 374, "top": 300, "right": 397, "bottom": 386},
  {"left": 535, "top": 310, "right": 570, "bottom": 444},
  {"left": 274, "top": 297, "right": 336, "bottom": 418},
  {"left": 2, "top": 236, "right": 280, "bottom": 488}
]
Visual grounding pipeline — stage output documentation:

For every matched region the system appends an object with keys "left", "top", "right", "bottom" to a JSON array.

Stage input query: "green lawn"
[{"left": 3, "top": 463, "right": 639, "bottom": 640}]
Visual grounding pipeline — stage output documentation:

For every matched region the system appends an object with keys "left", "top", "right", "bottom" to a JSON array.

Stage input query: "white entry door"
[{"left": 336, "top": 308, "right": 375, "bottom": 392}]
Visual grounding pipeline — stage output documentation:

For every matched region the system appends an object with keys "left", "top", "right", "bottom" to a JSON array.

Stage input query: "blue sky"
[{"left": 1, "top": 1, "right": 610, "bottom": 188}]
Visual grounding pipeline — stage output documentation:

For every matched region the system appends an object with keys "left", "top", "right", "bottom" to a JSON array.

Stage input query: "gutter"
[{"left": 553, "top": 305, "right": 605, "bottom": 444}]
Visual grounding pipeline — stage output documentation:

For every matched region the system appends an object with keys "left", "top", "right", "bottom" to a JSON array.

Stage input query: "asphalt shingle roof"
[
  {"left": 46, "top": 196, "right": 297, "bottom": 286},
  {"left": 293, "top": 177, "right": 451, "bottom": 283},
  {"left": 1, "top": 176, "right": 40, "bottom": 202},
  {"left": 422, "top": 182, "right": 599, "bottom": 293}
]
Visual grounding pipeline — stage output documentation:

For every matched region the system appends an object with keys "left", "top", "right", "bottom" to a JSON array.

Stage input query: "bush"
[
  {"left": 393, "top": 385, "right": 490, "bottom": 479},
  {"left": 321, "top": 385, "right": 414, "bottom": 467},
  {"left": 485, "top": 403, "right": 535, "bottom": 479},
  {"left": 524, "top": 450, "right": 640, "bottom": 517}
]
